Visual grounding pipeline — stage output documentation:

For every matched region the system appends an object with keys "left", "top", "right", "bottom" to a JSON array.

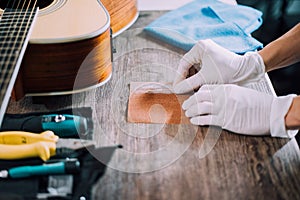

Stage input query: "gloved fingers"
[
  {"left": 173, "top": 59, "right": 193, "bottom": 86},
  {"left": 173, "top": 40, "right": 208, "bottom": 86},
  {"left": 182, "top": 40, "right": 207, "bottom": 65},
  {"left": 173, "top": 61, "right": 203, "bottom": 90},
  {"left": 190, "top": 115, "right": 216, "bottom": 126},
  {"left": 198, "top": 84, "right": 219, "bottom": 91},
  {"left": 173, "top": 72, "right": 207, "bottom": 94},
  {"left": 182, "top": 89, "right": 212, "bottom": 110},
  {"left": 190, "top": 115, "right": 222, "bottom": 127},
  {"left": 185, "top": 102, "right": 213, "bottom": 117}
]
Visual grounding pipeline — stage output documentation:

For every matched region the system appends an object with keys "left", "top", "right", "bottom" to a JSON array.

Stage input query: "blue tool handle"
[
  {"left": 42, "top": 114, "right": 88, "bottom": 138},
  {"left": 9, "top": 162, "right": 66, "bottom": 178},
  {"left": 1, "top": 114, "right": 89, "bottom": 138},
  {"left": 8, "top": 160, "right": 80, "bottom": 179}
]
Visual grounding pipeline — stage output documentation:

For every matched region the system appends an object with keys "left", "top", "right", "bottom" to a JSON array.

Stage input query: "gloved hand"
[
  {"left": 182, "top": 84, "right": 298, "bottom": 138},
  {"left": 173, "top": 39, "right": 266, "bottom": 94}
]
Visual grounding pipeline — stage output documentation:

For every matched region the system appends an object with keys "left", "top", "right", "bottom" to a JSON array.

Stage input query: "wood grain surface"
[
  {"left": 101, "top": 0, "right": 138, "bottom": 34},
  {"left": 15, "top": 28, "right": 112, "bottom": 96},
  {"left": 7, "top": 11, "right": 300, "bottom": 200}
]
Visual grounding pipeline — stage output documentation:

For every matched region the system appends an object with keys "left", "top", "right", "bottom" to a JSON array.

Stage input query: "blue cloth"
[{"left": 144, "top": 0, "right": 263, "bottom": 54}]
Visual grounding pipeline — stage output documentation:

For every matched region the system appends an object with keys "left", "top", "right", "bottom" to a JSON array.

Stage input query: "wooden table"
[{"left": 7, "top": 11, "right": 300, "bottom": 200}]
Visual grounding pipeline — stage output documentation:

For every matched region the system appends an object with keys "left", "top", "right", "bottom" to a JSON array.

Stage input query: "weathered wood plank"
[{"left": 6, "top": 11, "right": 300, "bottom": 200}]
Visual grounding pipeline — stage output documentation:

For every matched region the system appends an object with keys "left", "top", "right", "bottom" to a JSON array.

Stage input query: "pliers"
[{"left": 0, "top": 131, "right": 95, "bottom": 161}]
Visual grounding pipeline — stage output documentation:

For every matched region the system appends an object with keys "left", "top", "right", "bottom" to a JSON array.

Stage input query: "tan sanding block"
[{"left": 127, "top": 82, "right": 191, "bottom": 124}]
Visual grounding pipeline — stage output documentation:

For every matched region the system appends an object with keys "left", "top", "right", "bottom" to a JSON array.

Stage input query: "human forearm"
[
  {"left": 285, "top": 96, "right": 300, "bottom": 130},
  {"left": 258, "top": 23, "right": 300, "bottom": 72}
]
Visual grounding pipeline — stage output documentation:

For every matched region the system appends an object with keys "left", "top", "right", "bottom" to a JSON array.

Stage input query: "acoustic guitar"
[
  {"left": 0, "top": 0, "right": 138, "bottom": 125},
  {"left": 102, "top": 0, "right": 138, "bottom": 37}
]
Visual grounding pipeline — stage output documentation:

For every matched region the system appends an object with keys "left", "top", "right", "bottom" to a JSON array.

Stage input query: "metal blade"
[{"left": 56, "top": 138, "right": 95, "bottom": 150}]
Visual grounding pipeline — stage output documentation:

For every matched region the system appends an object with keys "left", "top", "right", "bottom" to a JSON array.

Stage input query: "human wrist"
[
  {"left": 258, "top": 23, "right": 300, "bottom": 72},
  {"left": 285, "top": 96, "right": 300, "bottom": 130},
  {"left": 258, "top": 46, "right": 275, "bottom": 72}
]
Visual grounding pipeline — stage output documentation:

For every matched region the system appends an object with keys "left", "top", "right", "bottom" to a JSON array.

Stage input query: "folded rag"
[{"left": 144, "top": 0, "right": 263, "bottom": 54}]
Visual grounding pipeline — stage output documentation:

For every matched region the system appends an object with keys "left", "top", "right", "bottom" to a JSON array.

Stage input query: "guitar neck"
[{"left": 0, "top": 7, "right": 39, "bottom": 126}]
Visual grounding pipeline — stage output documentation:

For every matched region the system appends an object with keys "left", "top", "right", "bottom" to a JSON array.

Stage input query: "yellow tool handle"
[
  {"left": 0, "top": 141, "right": 56, "bottom": 161},
  {"left": 0, "top": 131, "right": 58, "bottom": 145}
]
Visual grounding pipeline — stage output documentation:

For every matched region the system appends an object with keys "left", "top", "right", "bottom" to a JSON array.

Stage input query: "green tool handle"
[
  {"left": 42, "top": 114, "right": 88, "bottom": 138},
  {"left": 9, "top": 160, "right": 80, "bottom": 178}
]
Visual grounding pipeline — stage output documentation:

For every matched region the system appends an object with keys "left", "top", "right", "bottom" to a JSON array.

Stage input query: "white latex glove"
[
  {"left": 182, "top": 84, "right": 298, "bottom": 138},
  {"left": 173, "top": 39, "right": 265, "bottom": 94}
]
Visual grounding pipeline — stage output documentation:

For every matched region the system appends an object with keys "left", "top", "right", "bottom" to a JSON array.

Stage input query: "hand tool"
[
  {"left": 1, "top": 114, "right": 89, "bottom": 138},
  {"left": 0, "top": 131, "right": 95, "bottom": 161},
  {"left": 42, "top": 114, "right": 88, "bottom": 137},
  {"left": 0, "top": 159, "right": 80, "bottom": 179}
]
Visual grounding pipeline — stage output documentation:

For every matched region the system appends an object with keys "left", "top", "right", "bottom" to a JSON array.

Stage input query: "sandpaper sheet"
[{"left": 127, "top": 82, "right": 191, "bottom": 124}]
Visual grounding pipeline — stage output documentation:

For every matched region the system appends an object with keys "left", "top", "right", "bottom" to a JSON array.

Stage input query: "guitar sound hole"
[{"left": 0, "top": 0, "right": 54, "bottom": 10}]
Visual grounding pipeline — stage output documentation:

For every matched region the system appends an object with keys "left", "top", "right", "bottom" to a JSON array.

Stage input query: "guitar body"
[
  {"left": 7, "top": 0, "right": 138, "bottom": 98},
  {"left": 102, "top": 0, "right": 138, "bottom": 36}
]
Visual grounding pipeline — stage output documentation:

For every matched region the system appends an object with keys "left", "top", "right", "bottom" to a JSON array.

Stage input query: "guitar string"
[
  {"left": 0, "top": 0, "right": 25, "bottom": 81},
  {"left": 0, "top": 0, "right": 37, "bottom": 100},
  {"left": 0, "top": 0, "right": 28, "bottom": 92},
  {"left": 0, "top": 0, "right": 23, "bottom": 91},
  {"left": 2, "top": 0, "right": 38, "bottom": 91}
]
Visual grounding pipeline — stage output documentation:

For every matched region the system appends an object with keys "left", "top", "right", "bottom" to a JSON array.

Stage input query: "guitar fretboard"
[{"left": 0, "top": 8, "right": 38, "bottom": 125}]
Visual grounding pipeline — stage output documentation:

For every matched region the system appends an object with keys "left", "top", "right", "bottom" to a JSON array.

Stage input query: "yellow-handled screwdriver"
[
  {"left": 0, "top": 142, "right": 56, "bottom": 161},
  {"left": 0, "top": 130, "right": 59, "bottom": 144},
  {"left": 0, "top": 131, "right": 95, "bottom": 161},
  {"left": 0, "top": 131, "right": 58, "bottom": 161}
]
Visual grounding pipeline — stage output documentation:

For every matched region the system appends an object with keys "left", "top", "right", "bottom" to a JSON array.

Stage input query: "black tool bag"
[
  {"left": 0, "top": 107, "right": 120, "bottom": 199},
  {"left": 0, "top": 145, "right": 119, "bottom": 200}
]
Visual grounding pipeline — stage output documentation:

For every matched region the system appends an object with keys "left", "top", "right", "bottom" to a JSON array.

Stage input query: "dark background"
[
  {"left": 237, "top": 0, "right": 300, "bottom": 95},
  {"left": 237, "top": 0, "right": 300, "bottom": 144}
]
